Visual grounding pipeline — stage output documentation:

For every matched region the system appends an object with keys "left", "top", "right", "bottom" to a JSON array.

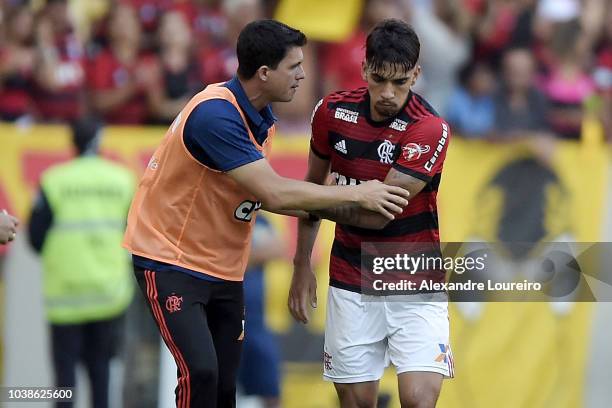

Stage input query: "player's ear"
[
  {"left": 361, "top": 61, "right": 367, "bottom": 82},
  {"left": 411, "top": 65, "right": 421, "bottom": 87},
  {"left": 258, "top": 66, "right": 269, "bottom": 82}
]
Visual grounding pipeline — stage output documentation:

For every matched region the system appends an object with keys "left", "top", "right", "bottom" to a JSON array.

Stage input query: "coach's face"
[
  {"left": 363, "top": 62, "right": 420, "bottom": 122},
  {"left": 263, "top": 46, "right": 305, "bottom": 102}
]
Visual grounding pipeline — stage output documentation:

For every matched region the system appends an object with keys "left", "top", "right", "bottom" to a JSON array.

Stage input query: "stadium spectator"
[
  {"left": 446, "top": 61, "right": 496, "bottom": 138},
  {"left": 123, "top": 19, "right": 409, "bottom": 408},
  {"left": 593, "top": 5, "right": 612, "bottom": 141},
  {"left": 86, "top": 4, "right": 160, "bottom": 124},
  {"left": 492, "top": 48, "right": 551, "bottom": 139},
  {"left": 409, "top": 0, "right": 472, "bottom": 113},
  {"left": 473, "top": 0, "right": 530, "bottom": 66},
  {"left": 0, "top": 4, "right": 35, "bottom": 121},
  {"left": 28, "top": 116, "right": 135, "bottom": 408},
  {"left": 32, "top": 0, "right": 86, "bottom": 122},
  {"left": 539, "top": 20, "right": 595, "bottom": 140},
  {"left": 319, "top": 0, "right": 403, "bottom": 95},
  {"left": 0, "top": 210, "right": 18, "bottom": 245},
  {"left": 238, "top": 215, "right": 285, "bottom": 408},
  {"left": 148, "top": 11, "right": 201, "bottom": 124},
  {"left": 198, "top": 0, "right": 263, "bottom": 85}
]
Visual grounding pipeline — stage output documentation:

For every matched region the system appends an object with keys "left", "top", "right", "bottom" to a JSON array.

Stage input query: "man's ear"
[
  {"left": 258, "top": 66, "right": 270, "bottom": 82},
  {"left": 361, "top": 61, "right": 367, "bottom": 82},
  {"left": 411, "top": 65, "right": 421, "bottom": 87}
]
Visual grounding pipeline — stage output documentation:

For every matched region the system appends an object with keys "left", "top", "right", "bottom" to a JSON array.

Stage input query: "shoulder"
[
  {"left": 327, "top": 87, "right": 368, "bottom": 105},
  {"left": 314, "top": 87, "right": 366, "bottom": 123},
  {"left": 405, "top": 115, "right": 451, "bottom": 141},
  {"left": 187, "top": 98, "right": 245, "bottom": 130}
]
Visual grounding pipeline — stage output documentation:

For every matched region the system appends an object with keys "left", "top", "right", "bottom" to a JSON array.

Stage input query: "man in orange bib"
[{"left": 123, "top": 19, "right": 410, "bottom": 408}]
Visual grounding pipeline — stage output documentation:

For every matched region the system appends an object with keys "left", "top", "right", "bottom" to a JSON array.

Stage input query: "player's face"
[
  {"left": 363, "top": 62, "right": 420, "bottom": 122},
  {"left": 265, "top": 46, "right": 305, "bottom": 102}
]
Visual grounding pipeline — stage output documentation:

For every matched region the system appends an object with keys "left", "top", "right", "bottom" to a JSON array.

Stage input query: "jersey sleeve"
[
  {"left": 183, "top": 99, "right": 264, "bottom": 172},
  {"left": 393, "top": 116, "right": 451, "bottom": 182},
  {"left": 309, "top": 97, "right": 331, "bottom": 159}
]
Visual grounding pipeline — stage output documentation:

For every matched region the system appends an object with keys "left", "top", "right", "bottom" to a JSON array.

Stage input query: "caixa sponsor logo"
[
  {"left": 424, "top": 123, "right": 449, "bottom": 172},
  {"left": 234, "top": 200, "right": 261, "bottom": 222}
]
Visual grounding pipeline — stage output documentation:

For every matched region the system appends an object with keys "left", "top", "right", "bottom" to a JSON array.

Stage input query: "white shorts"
[{"left": 323, "top": 286, "right": 453, "bottom": 383}]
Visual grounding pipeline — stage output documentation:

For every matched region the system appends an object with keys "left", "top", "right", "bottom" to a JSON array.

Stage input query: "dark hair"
[
  {"left": 365, "top": 19, "right": 420, "bottom": 74},
  {"left": 236, "top": 19, "right": 306, "bottom": 79},
  {"left": 71, "top": 116, "right": 103, "bottom": 154}
]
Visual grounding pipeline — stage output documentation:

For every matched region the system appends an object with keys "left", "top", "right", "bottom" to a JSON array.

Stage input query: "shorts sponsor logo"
[
  {"left": 378, "top": 140, "right": 396, "bottom": 164},
  {"left": 234, "top": 200, "right": 261, "bottom": 222},
  {"left": 424, "top": 123, "right": 448, "bottom": 172},
  {"left": 402, "top": 143, "right": 430, "bottom": 161},
  {"left": 334, "top": 107, "right": 359, "bottom": 124},
  {"left": 324, "top": 351, "right": 333, "bottom": 371},
  {"left": 165, "top": 294, "right": 183, "bottom": 313},
  {"left": 435, "top": 344, "right": 450, "bottom": 363}
]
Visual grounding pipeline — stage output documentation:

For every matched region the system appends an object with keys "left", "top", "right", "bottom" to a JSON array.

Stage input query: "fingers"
[
  {"left": 382, "top": 200, "right": 403, "bottom": 215},
  {"left": 288, "top": 290, "right": 309, "bottom": 324},
  {"left": 386, "top": 185, "right": 411, "bottom": 201},
  {"left": 375, "top": 205, "right": 395, "bottom": 220},
  {"left": 310, "top": 286, "right": 317, "bottom": 309}
]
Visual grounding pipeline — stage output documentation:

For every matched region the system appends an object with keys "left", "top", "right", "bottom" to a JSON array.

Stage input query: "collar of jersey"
[
  {"left": 224, "top": 76, "right": 277, "bottom": 136},
  {"left": 360, "top": 90, "right": 413, "bottom": 128}
]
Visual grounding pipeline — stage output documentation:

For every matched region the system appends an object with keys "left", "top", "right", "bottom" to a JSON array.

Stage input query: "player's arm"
[
  {"left": 228, "top": 160, "right": 408, "bottom": 218},
  {"left": 288, "top": 151, "right": 330, "bottom": 324},
  {"left": 310, "top": 170, "right": 426, "bottom": 229}
]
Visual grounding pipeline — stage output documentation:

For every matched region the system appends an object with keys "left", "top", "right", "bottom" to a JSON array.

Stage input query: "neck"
[{"left": 238, "top": 76, "right": 269, "bottom": 111}]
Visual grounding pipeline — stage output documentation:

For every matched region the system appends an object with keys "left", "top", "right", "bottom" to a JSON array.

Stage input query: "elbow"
[{"left": 258, "top": 190, "right": 285, "bottom": 212}]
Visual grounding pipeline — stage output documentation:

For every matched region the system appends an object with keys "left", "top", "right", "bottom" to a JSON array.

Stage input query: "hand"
[
  {"left": 353, "top": 180, "right": 410, "bottom": 220},
  {"left": 0, "top": 210, "right": 19, "bottom": 245},
  {"left": 288, "top": 261, "right": 317, "bottom": 324}
]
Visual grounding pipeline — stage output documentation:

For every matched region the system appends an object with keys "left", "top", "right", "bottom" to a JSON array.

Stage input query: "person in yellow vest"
[
  {"left": 28, "top": 116, "right": 135, "bottom": 408},
  {"left": 123, "top": 19, "right": 410, "bottom": 408},
  {"left": 0, "top": 210, "right": 18, "bottom": 244}
]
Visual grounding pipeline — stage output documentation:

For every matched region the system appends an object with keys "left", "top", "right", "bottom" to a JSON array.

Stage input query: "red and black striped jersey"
[{"left": 310, "top": 87, "right": 451, "bottom": 293}]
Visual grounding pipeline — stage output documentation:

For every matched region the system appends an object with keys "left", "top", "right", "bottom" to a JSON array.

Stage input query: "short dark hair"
[
  {"left": 71, "top": 116, "right": 103, "bottom": 154},
  {"left": 236, "top": 19, "right": 306, "bottom": 79},
  {"left": 365, "top": 19, "right": 420, "bottom": 74}
]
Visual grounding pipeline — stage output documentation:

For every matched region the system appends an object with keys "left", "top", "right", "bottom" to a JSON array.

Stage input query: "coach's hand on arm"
[
  {"left": 312, "top": 169, "right": 426, "bottom": 230},
  {"left": 228, "top": 159, "right": 409, "bottom": 218},
  {"left": 0, "top": 210, "right": 19, "bottom": 245}
]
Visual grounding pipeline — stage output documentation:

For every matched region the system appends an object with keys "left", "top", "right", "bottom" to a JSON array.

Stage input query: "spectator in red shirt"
[
  {"left": 87, "top": 4, "right": 160, "bottom": 124},
  {"left": 32, "top": 0, "right": 86, "bottom": 122},
  {"left": 148, "top": 11, "right": 202, "bottom": 124},
  {"left": 319, "top": 0, "right": 404, "bottom": 95},
  {"left": 0, "top": 4, "right": 35, "bottom": 121}
]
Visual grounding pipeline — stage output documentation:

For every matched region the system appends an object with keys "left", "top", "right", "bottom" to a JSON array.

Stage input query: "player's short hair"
[
  {"left": 365, "top": 19, "right": 420, "bottom": 75},
  {"left": 237, "top": 19, "right": 307, "bottom": 80}
]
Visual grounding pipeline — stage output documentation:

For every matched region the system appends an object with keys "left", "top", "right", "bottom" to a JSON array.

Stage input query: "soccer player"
[
  {"left": 288, "top": 19, "right": 453, "bottom": 408},
  {"left": 123, "top": 19, "right": 410, "bottom": 408}
]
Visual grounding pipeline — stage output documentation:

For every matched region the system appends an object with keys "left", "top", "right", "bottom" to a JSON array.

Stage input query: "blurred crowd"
[{"left": 0, "top": 0, "right": 610, "bottom": 141}]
